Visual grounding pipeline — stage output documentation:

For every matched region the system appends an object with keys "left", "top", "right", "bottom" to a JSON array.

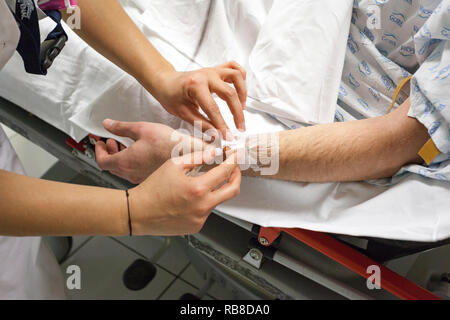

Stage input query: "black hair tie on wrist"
[{"left": 125, "top": 190, "right": 132, "bottom": 236}]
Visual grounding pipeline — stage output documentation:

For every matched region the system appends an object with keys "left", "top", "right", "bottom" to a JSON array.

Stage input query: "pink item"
[{"left": 37, "top": 0, "right": 77, "bottom": 11}]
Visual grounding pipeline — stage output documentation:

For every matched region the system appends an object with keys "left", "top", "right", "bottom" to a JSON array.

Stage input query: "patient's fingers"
[
  {"left": 95, "top": 141, "right": 124, "bottom": 172},
  {"left": 189, "top": 86, "right": 229, "bottom": 138},
  {"left": 95, "top": 141, "right": 114, "bottom": 170},
  {"left": 106, "top": 139, "right": 119, "bottom": 154},
  {"left": 210, "top": 79, "right": 245, "bottom": 132},
  {"left": 103, "top": 119, "right": 140, "bottom": 140},
  {"left": 220, "top": 68, "right": 247, "bottom": 109}
]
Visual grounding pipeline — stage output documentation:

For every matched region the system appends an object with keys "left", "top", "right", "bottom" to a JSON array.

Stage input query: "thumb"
[
  {"left": 171, "top": 148, "right": 219, "bottom": 171},
  {"left": 103, "top": 119, "right": 141, "bottom": 140}
]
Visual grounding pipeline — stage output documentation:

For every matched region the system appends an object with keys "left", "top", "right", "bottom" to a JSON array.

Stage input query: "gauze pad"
[{"left": 220, "top": 130, "right": 279, "bottom": 175}]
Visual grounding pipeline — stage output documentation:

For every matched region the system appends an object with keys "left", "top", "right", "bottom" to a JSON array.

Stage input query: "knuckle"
[
  {"left": 187, "top": 76, "right": 199, "bottom": 87},
  {"left": 209, "top": 104, "right": 220, "bottom": 113},
  {"left": 189, "top": 183, "right": 206, "bottom": 197},
  {"left": 223, "top": 86, "right": 236, "bottom": 98},
  {"left": 187, "top": 74, "right": 205, "bottom": 87},
  {"left": 231, "top": 70, "right": 241, "bottom": 79}
]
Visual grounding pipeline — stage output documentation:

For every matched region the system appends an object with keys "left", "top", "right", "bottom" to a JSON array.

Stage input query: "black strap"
[
  {"left": 125, "top": 190, "right": 133, "bottom": 236},
  {"left": 10, "top": 0, "right": 67, "bottom": 75}
]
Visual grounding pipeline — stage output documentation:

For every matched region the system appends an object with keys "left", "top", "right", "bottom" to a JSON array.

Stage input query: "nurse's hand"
[
  {"left": 151, "top": 61, "right": 247, "bottom": 136},
  {"left": 129, "top": 150, "right": 241, "bottom": 235}
]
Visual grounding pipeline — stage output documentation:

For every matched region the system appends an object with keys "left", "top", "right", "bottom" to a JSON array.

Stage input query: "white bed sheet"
[{"left": 0, "top": 0, "right": 449, "bottom": 241}]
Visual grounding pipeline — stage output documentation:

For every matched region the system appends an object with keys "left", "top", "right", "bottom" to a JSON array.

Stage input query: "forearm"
[
  {"left": 248, "top": 99, "right": 429, "bottom": 182},
  {"left": 62, "top": 0, "right": 174, "bottom": 93},
  {"left": 0, "top": 170, "right": 129, "bottom": 236}
]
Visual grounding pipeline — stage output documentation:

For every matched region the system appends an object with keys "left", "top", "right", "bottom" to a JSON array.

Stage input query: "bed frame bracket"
[{"left": 258, "top": 227, "right": 281, "bottom": 247}]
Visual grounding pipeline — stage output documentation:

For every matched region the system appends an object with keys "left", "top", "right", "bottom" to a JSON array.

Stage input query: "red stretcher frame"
[{"left": 258, "top": 227, "right": 441, "bottom": 300}]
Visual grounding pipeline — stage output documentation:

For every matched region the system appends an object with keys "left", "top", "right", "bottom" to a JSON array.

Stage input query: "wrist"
[
  {"left": 102, "top": 188, "right": 130, "bottom": 236},
  {"left": 140, "top": 63, "right": 176, "bottom": 99},
  {"left": 127, "top": 186, "right": 143, "bottom": 235},
  {"left": 126, "top": 185, "right": 158, "bottom": 236}
]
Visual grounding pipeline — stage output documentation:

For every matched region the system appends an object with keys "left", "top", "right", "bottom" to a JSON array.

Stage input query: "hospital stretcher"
[{"left": 1, "top": 96, "right": 449, "bottom": 300}]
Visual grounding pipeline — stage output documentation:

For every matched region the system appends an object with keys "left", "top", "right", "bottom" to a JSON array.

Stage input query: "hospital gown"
[{"left": 328, "top": 0, "right": 450, "bottom": 183}]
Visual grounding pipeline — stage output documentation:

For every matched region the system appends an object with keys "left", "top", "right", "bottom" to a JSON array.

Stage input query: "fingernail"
[{"left": 103, "top": 119, "right": 114, "bottom": 128}]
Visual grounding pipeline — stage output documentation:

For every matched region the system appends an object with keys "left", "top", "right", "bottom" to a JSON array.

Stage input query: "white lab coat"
[{"left": 0, "top": 0, "right": 65, "bottom": 299}]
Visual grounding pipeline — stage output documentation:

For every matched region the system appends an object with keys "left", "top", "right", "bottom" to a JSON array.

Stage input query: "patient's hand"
[{"left": 95, "top": 120, "right": 181, "bottom": 183}]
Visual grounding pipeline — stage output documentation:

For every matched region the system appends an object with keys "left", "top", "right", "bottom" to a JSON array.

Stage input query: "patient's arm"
[
  {"left": 252, "top": 98, "right": 430, "bottom": 182},
  {"left": 96, "top": 98, "right": 430, "bottom": 183},
  {"left": 62, "top": 0, "right": 246, "bottom": 136}
]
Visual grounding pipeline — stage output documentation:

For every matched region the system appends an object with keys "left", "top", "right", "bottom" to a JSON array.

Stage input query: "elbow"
[{"left": 374, "top": 101, "right": 430, "bottom": 179}]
